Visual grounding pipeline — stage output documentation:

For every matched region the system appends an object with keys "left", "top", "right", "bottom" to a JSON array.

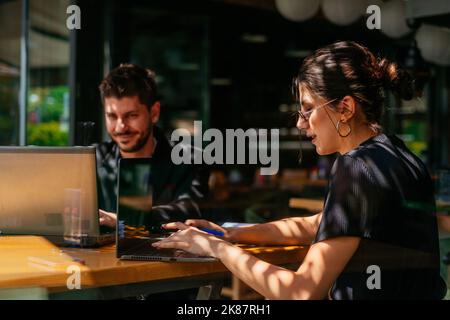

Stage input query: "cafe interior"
[{"left": 0, "top": 0, "right": 449, "bottom": 300}]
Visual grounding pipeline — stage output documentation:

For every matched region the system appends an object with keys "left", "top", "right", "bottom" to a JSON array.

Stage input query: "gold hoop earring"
[{"left": 337, "top": 120, "right": 351, "bottom": 137}]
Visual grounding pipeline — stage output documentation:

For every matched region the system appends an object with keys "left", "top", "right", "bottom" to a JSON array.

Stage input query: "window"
[
  {"left": 128, "top": 7, "right": 209, "bottom": 135},
  {"left": 27, "top": 0, "right": 70, "bottom": 146},
  {"left": 0, "top": 0, "right": 71, "bottom": 146},
  {"left": 0, "top": 0, "right": 21, "bottom": 145}
]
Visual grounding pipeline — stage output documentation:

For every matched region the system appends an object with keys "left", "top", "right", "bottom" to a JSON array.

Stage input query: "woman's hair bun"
[{"left": 378, "top": 58, "right": 415, "bottom": 101}]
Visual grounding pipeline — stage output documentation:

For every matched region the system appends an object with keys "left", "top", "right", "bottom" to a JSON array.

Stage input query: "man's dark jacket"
[{"left": 95, "top": 127, "right": 209, "bottom": 224}]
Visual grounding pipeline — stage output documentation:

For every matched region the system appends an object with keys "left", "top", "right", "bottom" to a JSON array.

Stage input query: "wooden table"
[{"left": 0, "top": 236, "right": 308, "bottom": 300}]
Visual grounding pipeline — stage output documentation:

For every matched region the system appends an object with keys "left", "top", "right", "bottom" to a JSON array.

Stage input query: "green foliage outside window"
[
  {"left": 27, "top": 122, "right": 68, "bottom": 146},
  {"left": 27, "top": 86, "right": 69, "bottom": 146}
]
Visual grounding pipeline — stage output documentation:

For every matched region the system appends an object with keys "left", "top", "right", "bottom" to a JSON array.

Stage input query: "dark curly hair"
[{"left": 99, "top": 63, "right": 159, "bottom": 109}]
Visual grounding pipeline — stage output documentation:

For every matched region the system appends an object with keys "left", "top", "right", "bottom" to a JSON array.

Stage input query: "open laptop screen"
[
  {"left": 116, "top": 158, "right": 218, "bottom": 262},
  {"left": 116, "top": 158, "right": 166, "bottom": 256}
]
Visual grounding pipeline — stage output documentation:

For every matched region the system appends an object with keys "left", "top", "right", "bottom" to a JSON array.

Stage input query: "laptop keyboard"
[{"left": 118, "top": 235, "right": 215, "bottom": 261}]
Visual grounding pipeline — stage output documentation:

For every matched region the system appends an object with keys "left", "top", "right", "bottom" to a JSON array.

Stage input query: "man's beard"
[{"left": 115, "top": 126, "right": 152, "bottom": 153}]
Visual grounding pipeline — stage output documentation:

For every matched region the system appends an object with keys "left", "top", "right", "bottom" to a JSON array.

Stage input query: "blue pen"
[{"left": 200, "top": 228, "right": 224, "bottom": 237}]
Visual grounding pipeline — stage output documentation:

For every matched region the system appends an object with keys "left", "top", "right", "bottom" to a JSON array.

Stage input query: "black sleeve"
[{"left": 314, "top": 155, "right": 382, "bottom": 243}]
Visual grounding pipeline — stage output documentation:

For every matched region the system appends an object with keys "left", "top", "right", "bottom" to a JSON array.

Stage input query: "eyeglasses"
[{"left": 297, "top": 98, "right": 339, "bottom": 122}]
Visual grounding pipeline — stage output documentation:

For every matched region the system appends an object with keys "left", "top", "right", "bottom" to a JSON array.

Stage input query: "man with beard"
[{"left": 96, "top": 64, "right": 208, "bottom": 229}]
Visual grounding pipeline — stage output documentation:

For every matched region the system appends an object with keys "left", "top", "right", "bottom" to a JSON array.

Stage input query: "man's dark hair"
[{"left": 99, "top": 63, "right": 158, "bottom": 109}]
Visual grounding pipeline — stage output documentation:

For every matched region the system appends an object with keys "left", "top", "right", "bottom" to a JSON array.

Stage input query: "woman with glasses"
[{"left": 153, "top": 41, "right": 447, "bottom": 300}]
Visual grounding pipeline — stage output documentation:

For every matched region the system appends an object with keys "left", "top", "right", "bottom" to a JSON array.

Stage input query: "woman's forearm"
[
  {"left": 211, "top": 239, "right": 314, "bottom": 299},
  {"left": 226, "top": 213, "right": 322, "bottom": 246},
  {"left": 210, "top": 234, "right": 359, "bottom": 300}
]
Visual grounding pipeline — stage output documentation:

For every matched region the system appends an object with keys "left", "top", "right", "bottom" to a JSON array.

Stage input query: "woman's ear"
[{"left": 338, "top": 96, "right": 356, "bottom": 122}]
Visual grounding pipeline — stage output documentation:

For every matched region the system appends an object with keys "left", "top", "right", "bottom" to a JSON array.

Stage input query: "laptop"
[
  {"left": 116, "top": 158, "right": 217, "bottom": 262},
  {"left": 0, "top": 146, "right": 114, "bottom": 247}
]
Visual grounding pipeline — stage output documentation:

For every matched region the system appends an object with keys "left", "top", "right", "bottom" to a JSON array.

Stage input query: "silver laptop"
[
  {"left": 0, "top": 146, "right": 114, "bottom": 247},
  {"left": 116, "top": 158, "right": 217, "bottom": 262}
]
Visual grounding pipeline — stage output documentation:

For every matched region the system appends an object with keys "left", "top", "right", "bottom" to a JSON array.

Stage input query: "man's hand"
[{"left": 99, "top": 210, "right": 117, "bottom": 228}]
